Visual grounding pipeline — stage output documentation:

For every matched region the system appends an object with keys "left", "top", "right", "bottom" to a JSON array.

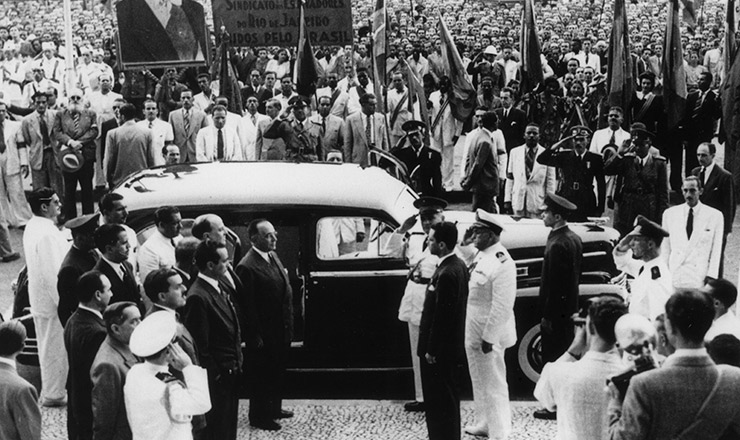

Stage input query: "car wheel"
[{"left": 517, "top": 323, "right": 544, "bottom": 383}]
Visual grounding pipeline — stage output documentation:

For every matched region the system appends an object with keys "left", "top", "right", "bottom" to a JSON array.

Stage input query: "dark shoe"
[
  {"left": 2, "top": 253, "right": 20, "bottom": 263},
  {"left": 403, "top": 401, "right": 425, "bottom": 412},
  {"left": 275, "top": 409, "right": 293, "bottom": 419},
  {"left": 533, "top": 408, "right": 557, "bottom": 420},
  {"left": 250, "top": 419, "right": 281, "bottom": 431}
]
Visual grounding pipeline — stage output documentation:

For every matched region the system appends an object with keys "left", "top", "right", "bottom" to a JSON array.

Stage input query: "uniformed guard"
[
  {"left": 537, "top": 125, "right": 606, "bottom": 221},
  {"left": 463, "top": 209, "right": 517, "bottom": 438},
  {"left": 390, "top": 120, "right": 443, "bottom": 198},
  {"left": 124, "top": 311, "right": 211, "bottom": 440},
  {"left": 612, "top": 215, "right": 673, "bottom": 321},
  {"left": 603, "top": 124, "right": 669, "bottom": 236}
]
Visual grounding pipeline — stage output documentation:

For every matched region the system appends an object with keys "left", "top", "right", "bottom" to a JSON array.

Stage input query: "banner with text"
[{"left": 212, "top": 0, "right": 353, "bottom": 47}]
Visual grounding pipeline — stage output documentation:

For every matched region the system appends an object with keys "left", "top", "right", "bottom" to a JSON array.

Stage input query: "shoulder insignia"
[
  {"left": 651, "top": 266, "right": 661, "bottom": 280},
  {"left": 496, "top": 251, "right": 508, "bottom": 262},
  {"left": 654, "top": 155, "right": 667, "bottom": 161}
]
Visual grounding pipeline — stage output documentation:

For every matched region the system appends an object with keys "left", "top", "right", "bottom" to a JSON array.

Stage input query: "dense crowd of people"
[{"left": 1, "top": 0, "right": 740, "bottom": 438}]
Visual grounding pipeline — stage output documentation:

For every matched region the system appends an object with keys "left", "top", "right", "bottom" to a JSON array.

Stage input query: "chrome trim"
[
  {"left": 310, "top": 270, "right": 408, "bottom": 278},
  {"left": 287, "top": 367, "right": 412, "bottom": 373},
  {"left": 516, "top": 283, "right": 623, "bottom": 298},
  {"left": 515, "top": 251, "right": 608, "bottom": 265}
]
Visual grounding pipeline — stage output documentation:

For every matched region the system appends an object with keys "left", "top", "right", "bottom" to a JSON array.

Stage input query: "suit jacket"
[
  {"left": 195, "top": 124, "right": 243, "bottom": 162},
  {"left": 0, "top": 362, "right": 41, "bottom": 440},
  {"left": 307, "top": 114, "right": 345, "bottom": 156},
  {"left": 495, "top": 107, "right": 527, "bottom": 152},
  {"left": 64, "top": 308, "right": 107, "bottom": 440},
  {"left": 90, "top": 335, "right": 139, "bottom": 440},
  {"left": 116, "top": 0, "right": 208, "bottom": 64},
  {"left": 608, "top": 354, "right": 740, "bottom": 440},
  {"left": 692, "top": 164, "right": 735, "bottom": 234},
  {"left": 505, "top": 144, "right": 557, "bottom": 213},
  {"left": 661, "top": 203, "right": 724, "bottom": 288},
  {"left": 21, "top": 109, "right": 59, "bottom": 171},
  {"left": 183, "top": 276, "right": 243, "bottom": 376},
  {"left": 99, "top": 118, "right": 119, "bottom": 174},
  {"left": 417, "top": 254, "right": 469, "bottom": 362},
  {"left": 93, "top": 259, "right": 141, "bottom": 308},
  {"left": 53, "top": 108, "right": 99, "bottom": 161},
  {"left": 235, "top": 248, "right": 293, "bottom": 346},
  {"left": 539, "top": 226, "right": 582, "bottom": 322},
  {"left": 343, "top": 111, "right": 389, "bottom": 167},
  {"left": 168, "top": 107, "right": 208, "bottom": 163},
  {"left": 537, "top": 149, "right": 606, "bottom": 219},
  {"left": 57, "top": 246, "right": 100, "bottom": 326},
  {"left": 681, "top": 89, "right": 721, "bottom": 142},
  {"left": 255, "top": 87, "right": 276, "bottom": 114},
  {"left": 0, "top": 120, "right": 28, "bottom": 176},
  {"left": 461, "top": 128, "right": 499, "bottom": 195},
  {"left": 286, "top": 118, "right": 320, "bottom": 162},
  {"left": 105, "top": 121, "right": 154, "bottom": 188},
  {"left": 391, "top": 144, "right": 443, "bottom": 197},
  {"left": 255, "top": 117, "right": 292, "bottom": 160},
  {"left": 629, "top": 93, "right": 665, "bottom": 139}
]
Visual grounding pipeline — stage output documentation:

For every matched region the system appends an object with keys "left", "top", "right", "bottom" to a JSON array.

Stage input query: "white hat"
[
  {"left": 41, "top": 41, "right": 55, "bottom": 51},
  {"left": 79, "top": 46, "right": 91, "bottom": 54},
  {"left": 3, "top": 41, "right": 16, "bottom": 51},
  {"left": 129, "top": 311, "right": 177, "bottom": 358},
  {"left": 483, "top": 45, "right": 497, "bottom": 55},
  {"left": 472, "top": 208, "right": 505, "bottom": 233}
]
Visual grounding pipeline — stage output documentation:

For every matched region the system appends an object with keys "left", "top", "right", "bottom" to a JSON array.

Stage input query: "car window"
[{"left": 316, "top": 217, "right": 397, "bottom": 260}]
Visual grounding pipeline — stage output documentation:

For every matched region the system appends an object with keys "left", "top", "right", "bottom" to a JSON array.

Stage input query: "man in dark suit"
[
  {"left": 256, "top": 72, "right": 278, "bottom": 114},
  {"left": 0, "top": 321, "right": 42, "bottom": 440},
  {"left": 57, "top": 213, "right": 100, "bottom": 326},
  {"left": 90, "top": 301, "right": 140, "bottom": 440},
  {"left": 390, "top": 120, "right": 443, "bottom": 197},
  {"left": 629, "top": 71, "right": 665, "bottom": 142},
  {"left": 495, "top": 87, "right": 527, "bottom": 153},
  {"left": 64, "top": 270, "right": 111, "bottom": 440},
  {"left": 235, "top": 219, "right": 293, "bottom": 431},
  {"left": 608, "top": 289, "right": 740, "bottom": 439},
  {"left": 461, "top": 111, "right": 502, "bottom": 213},
  {"left": 537, "top": 126, "right": 606, "bottom": 221},
  {"left": 116, "top": 0, "right": 208, "bottom": 65},
  {"left": 692, "top": 142, "right": 735, "bottom": 275},
  {"left": 682, "top": 72, "right": 721, "bottom": 178},
  {"left": 184, "top": 241, "right": 242, "bottom": 440},
  {"left": 93, "top": 224, "right": 142, "bottom": 309},
  {"left": 53, "top": 88, "right": 98, "bottom": 219},
  {"left": 98, "top": 98, "right": 124, "bottom": 180},
  {"left": 418, "top": 221, "right": 469, "bottom": 440}
]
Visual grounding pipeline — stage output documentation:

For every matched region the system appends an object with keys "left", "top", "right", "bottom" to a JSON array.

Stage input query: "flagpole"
[{"left": 63, "top": 0, "right": 75, "bottom": 93}]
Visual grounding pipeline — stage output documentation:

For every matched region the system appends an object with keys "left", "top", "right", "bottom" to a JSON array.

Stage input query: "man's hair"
[
  {"left": 707, "top": 334, "right": 740, "bottom": 367},
  {"left": 119, "top": 103, "right": 136, "bottom": 120},
  {"left": 683, "top": 175, "right": 703, "bottom": 191},
  {"left": 191, "top": 214, "right": 216, "bottom": 240},
  {"left": 194, "top": 240, "right": 226, "bottom": 271},
  {"left": 247, "top": 218, "right": 268, "bottom": 239},
  {"left": 197, "top": 72, "right": 211, "bottom": 81},
  {"left": 144, "top": 98, "right": 157, "bottom": 107},
  {"left": 281, "top": 75, "right": 293, "bottom": 83},
  {"left": 212, "top": 104, "right": 227, "bottom": 116},
  {"left": 665, "top": 289, "right": 715, "bottom": 344},
  {"left": 103, "top": 301, "right": 137, "bottom": 334},
  {"left": 700, "top": 142, "right": 717, "bottom": 155},
  {"left": 31, "top": 91, "right": 48, "bottom": 102},
  {"left": 180, "top": 88, "right": 193, "bottom": 97},
  {"left": 701, "top": 71, "right": 714, "bottom": 84},
  {"left": 430, "top": 221, "right": 458, "bottom": 249},
  {"left": 588, "top": 296, "right": 628, "bottom": 345},
  {"left": 706, "top": 278, "right": 738, "bottom": 308},
  {"left": 526, "top": 122, "right": 540, "bottom": 129},
  {"left": 480, "top": 110, "right": 498, "bottom": 126},
  {"left": 0, "top": 321, "right": 27, "bottom": 357},
  {"left": 318, "top": 95, "right": 332, "bottom": 105},
  {"left": 609, "top": 106, "right": 624, "bottom": 116},
  {"left": 77, "top": 270, "right": 105, "bottom": 303},
  {"left": 264, "top": 71, "right": 277, "bottom": 79},
  {"left": 27, "top": 187, "right": 55, "bottom": 215},
  {"left": 162, "top": 144, "right": 177, "bottom": 156},
  {"left": 500, "top": 87, "right": 514, "bottom": 96},
  {"left": 359, "top": 93, "right": 376, "bottom": 105},
  {"left": 266, "top": 98, "right": 281, "bottom": 111},
  {"left": 144, "top": 267, "right": 179, "bottom": 303},
  {"left": 98, "top": 192, "right": 123, "bottom": 214},
  {"left": 176, "top": 237, "right": 200, "bottom": 266},
  {"left": 154, "top": 206, "right": 180, "bottom": 226},
  {"left": 94, "top": 223, "right": 125, "bottom": 253}
]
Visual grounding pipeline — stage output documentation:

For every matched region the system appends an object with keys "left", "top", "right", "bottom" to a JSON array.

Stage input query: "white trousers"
[
  {"left": 0, "top": 153, "right": 32, "bottom": 227},
  {"left": 407, "top": 322, "right": 424, "bottom": 402},
  {"left": 441, "top": 143, "right": 455, "bottom": 190},
  {"left": 465, "top": 340, "right": 511, "bottom": 439},
  {"left": 33, "top": 314, "right": 68, "bottom": 402}
]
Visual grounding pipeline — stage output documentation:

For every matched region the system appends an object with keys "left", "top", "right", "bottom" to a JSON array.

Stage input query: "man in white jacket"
[{"left": 505, "top": 123, "right": 556, "bottom": 217}]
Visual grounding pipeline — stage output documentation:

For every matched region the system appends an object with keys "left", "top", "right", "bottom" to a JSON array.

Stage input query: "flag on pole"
[
  {"left": 371, "top": 0, "right": 386, "bottom": 110},
  {"left": 680, "top": 0, "right": 697, "bottom": 29},
  {"left": 210, "top": 29, "right": 243, "bottom": 116},
  {"left": 661, "top": 0, "right": 687, "bottom": 131},
  {"left": 293, "top": 1, "right": 321, "bottom": 98},
  {"left": 606, "top": 0, "right": 633, "bottom": 122},
  {"left": 724, "top": 0, "right": 739, "bottom": 85},
  {"left": 519, "top": 0, "right": 543, "bottom": 96},
  {"left": 400, "top": 58, "right": 429, "bottom": 131},
  {"left": 437, "top": 11, "right": 476, "bottom": 121}
]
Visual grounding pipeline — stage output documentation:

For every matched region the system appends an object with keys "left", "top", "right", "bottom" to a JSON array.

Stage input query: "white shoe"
[{"left": 464, "top": 424, "right": 489, "bottom": 437}]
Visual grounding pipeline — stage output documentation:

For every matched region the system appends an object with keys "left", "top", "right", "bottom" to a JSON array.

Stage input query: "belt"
[{"left": 411, "top": 277, "right": 431, "bottom": 284}]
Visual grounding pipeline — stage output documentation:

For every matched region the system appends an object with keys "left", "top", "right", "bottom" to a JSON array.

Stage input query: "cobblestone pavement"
[{"left": 40, "top": 400, "right": 555, "bottom": 440}]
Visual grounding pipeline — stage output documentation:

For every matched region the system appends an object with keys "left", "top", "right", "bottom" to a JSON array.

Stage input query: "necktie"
[
  {"left": 0, "top": 123, "right": 6, "bottom": 154},
  {"left": 149, "top": 120, "right": 153, "bottom": 129},
  {"left": 686, "top": 207, "right": 694, "bottom": 239},
  {"left": 297, "top": 121, "right": 303, "bottom": 132},
  {"left": 586, "top": 53, "right": 589, "bottom": 64},
  {"left": 700, "top": 166, "right": 706, "bottom": 184},
  {"left": 251, "top": 114, "right": 256, "bottom": 126},
  {"left": 504, "top": 109, "right": 509, "bottom": 119},
  {"left": 40, "top": 114, "right": 51, "bottom": 146},
  {"left": 217, "top": 128, "right": 224, "bottom": 160},
  {"left": 365, "top": 114, "right": 372, "bottom": 146},
  {"left": 525, "top": 147, "right": 536, "bottom": 179},
  {"left": 609, "top": 130, "right": 616, "bottom": 145},
  {"left": 73, "top": 112, "right": 80, "bottom": 132},
  {"left": 321, "top": 118, "right": 326, "bottom": 136},
  {"left": 183, "top": 110, "right": 190, "bottom": 133}
]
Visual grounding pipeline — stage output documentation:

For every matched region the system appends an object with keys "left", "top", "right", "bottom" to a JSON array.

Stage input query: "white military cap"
[{"left": 129, "top": 311, "right": 177, "bottom": 358}]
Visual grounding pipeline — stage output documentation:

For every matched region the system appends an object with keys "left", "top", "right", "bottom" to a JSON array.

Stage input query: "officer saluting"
[
  {"left": 390, "top": 120, "right": 443, "bottom": 198},
  {"left": 124, "top": 311, "right": 211, "bottom": 440},
  {"left": 612, "top": 215, "right": 673, "bottom": 321}
]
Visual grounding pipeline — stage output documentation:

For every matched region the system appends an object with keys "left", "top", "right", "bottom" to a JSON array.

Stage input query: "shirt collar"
[
  {"left": 78, "top": 304, "right": 104, "bottom": 320},
  {"left": 101, "top": 255, "right": 122, "bottom": 271},
  {"left": 704, "top": 161, "right": 715, "bottom": 176},
  {"left": 253, "top": 246, "right": 271, "bottom": 263},
  {"left": 437, "top": 252, "right": 455, "bottom": 264},
  {"left": 0, "top": 357, "right": 15, "bottom": 368},
  {"left": 671, "top": 347, "right": 708, "bottom": 358},
  {"left": 197, "top": 273, "right": 221, "bottom": 291}
]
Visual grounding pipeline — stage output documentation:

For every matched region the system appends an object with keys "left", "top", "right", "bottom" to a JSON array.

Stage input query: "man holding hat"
[
  {"left": 287, "top": 96, "right": 320, "bottom": 162},
  {"left": 125, "top": 311, "right": 211, "bottom": 440},
  {"left": 57, "top": 213, "right": 100, "bottom": 326},
  {"left": 537, "top": 125, "right": 606, "bottom": 221},
  {"left": 463, "top": 209, "right": 517, "bottom": 438},
  {"left": 604, "top": 123, "right": 668, "bottom": 236},
  {"left": 391, "top": 120, "right": 443, "bottom": 198},
  {"left": 613, "top": 215, "right": 672, "bottom": 320}
]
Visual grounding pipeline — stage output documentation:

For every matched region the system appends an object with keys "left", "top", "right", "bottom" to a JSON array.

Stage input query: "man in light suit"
[
  {"left": 255, "top": 98, "right": 292, "bottom": 161},
  {"left": 608, "top": 289, "right": 740, "bottom": 440},
  {"left": 168, "top": 89, "right": 208, "bottom": 163},
  {"left": 21, "top": 91, "right": 62, "bottom": 196},
  {"left": 387, "top": 73, "right": 413, "bottom": 147},
  {"left": 235, "top": 219, "right": 294, "bottom": 431},
  {"left": 505, "top": 124, "right": 557, "bottom": 217},
  {"left": 343, "top": 93, "right": 388, "bottom": 167},
  {"left": 314, "top": 72, "right": 349, "bottom": 118},
  {"left": 196, "top": 105, "right": 243, "bottom": 162},
  {"left": 661, "top": 176, "right": 724, "bottom": 289},
  {"left": 429, "top": 77, "right": 463, "bottom": 191},
  {"left": 0, "top": 321, "right": 41, "bottom": 440},
  {"left": 184, "top": 241, "right": 242, "bottom": 440},
  {"left": 105, "top": 103, "right": 154, "bottom": 188},
  {"left": 240, "top": 96, "right": 270, "bottom": 161},
  {"left": 137, "top": 99, "right": 174, "bottom": 167},
  {"left": 90, "top": 301, "right": 140, "bottom": 440},
  {"left": 0, "top": 101, "right": 32, "bottom": 228},
  {"left": 307, "top": 95, "right": 344, "bottom": 155}
]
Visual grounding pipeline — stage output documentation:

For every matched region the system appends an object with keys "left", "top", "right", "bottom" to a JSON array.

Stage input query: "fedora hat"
[{"left": 60, "top": 146, "right": 84, "bottom": 173}]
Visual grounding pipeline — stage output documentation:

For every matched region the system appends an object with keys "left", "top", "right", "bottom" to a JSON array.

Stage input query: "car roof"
[{"left": 114, "top": 162, "right": 418, "bottom": 221}]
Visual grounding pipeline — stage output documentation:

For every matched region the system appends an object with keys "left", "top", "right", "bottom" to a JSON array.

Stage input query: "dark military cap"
[
  {"left": 64, "top": 213, "right": 99, "bottom": 232},
  {"left": 402, "top": 120, "right": 426, "bottom": 134},
  {"left": 413, "top": 196, "right": 447, "bottom": 214},
  {"left": 288, "top": 95, "right": 309, "bottom": 108},
  {"left": 570, "top": 125, "right": 593, "bottom": 138},
  {"left": 543, "top": 192, "right": 577, "bottom": 214},
  {"left": 626, "top": 215, "right": 670, "bottom": 240},
  {"left": 629, "top": 122, "right": 655, "bottom": 140},
  {"left": 638, "top": 71, "right": 657, "bottom": 82},
  {"left": 472, "top": 208, "right": 504, "bottom": 234}
]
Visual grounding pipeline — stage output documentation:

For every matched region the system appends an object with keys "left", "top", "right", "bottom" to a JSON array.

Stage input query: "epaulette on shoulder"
[
  {"left": 654, "top": 155, "right": 667, "bottom": 161},
  {"left": 495, "top": 251, "right": 508, "bottom": 263}
]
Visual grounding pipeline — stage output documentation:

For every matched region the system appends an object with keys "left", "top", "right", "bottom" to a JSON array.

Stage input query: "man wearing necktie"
[
  {"left": 93, "top": 224, "right": 143, "bottom": 310},
  {"left": 660, "top": 176, "right": 724, "bottom": 289},
  {"left": 137, "top": 99, "right": 175, "bottom": 166},
  {"left": 343, "top": 93, "right": 388, "bottom": 167},
  {"left": 195, "top": 105, "right": 243, "bottom": 162},
  {"left": 138, "top": 206, "right": 183, "bottom": 282},
  {"left": 286, "top": 96, "right": 320, "bottom": 162},
  {"left": 169, "top": 90, "right": 209, "bottom": 163},
  {"left": 307, "top": 95, "right": 344, "bottom": 154},
  {"left": 21, "top": 91, "right": 63, "bottom": 198},
  {"left": 680, "top": 72, "right": 721, "bottom": 185}
]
